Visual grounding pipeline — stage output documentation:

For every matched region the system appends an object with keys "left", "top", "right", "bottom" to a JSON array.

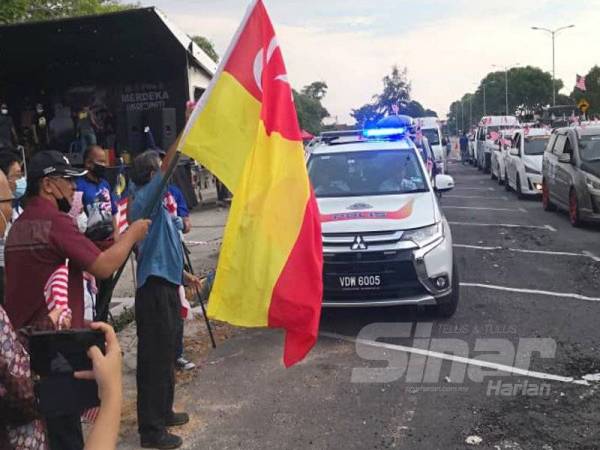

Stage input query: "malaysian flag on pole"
[{"left": 576, "top": 74, "right": 587, "bottom": 91}]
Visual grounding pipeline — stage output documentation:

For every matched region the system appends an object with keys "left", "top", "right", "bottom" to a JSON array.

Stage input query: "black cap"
[{"left": 28, "top": 151, "right": 87, "bottom": 181}]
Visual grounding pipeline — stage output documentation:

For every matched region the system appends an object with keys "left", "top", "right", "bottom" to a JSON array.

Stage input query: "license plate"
[{"left": 338, "top": 275, "right": 382, "bottom": 289}]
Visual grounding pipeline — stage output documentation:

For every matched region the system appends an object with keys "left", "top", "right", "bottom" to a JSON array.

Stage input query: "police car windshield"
[
  {"left": 421, "top": 129, "right": 440, "bottom": 146},
  {"left": 487, "top": 125, "right": 515, "bottom": 133},
  {"left": 579, "top": 135, "right": 600, "bottom": 162},
  {"left": 308, "top": 149, "right": 428, "bottom": 198},
  {"left": 524, "top": 138, "right": 549, "bottom": 155}
]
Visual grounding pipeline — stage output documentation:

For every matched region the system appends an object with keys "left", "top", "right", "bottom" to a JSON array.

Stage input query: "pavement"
[{"left": 117, "top": 158, "right": 600, "bottom": 449}]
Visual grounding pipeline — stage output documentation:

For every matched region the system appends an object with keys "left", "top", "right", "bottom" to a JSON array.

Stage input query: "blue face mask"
[{"left": 14, "top": 177, "right": 26, "bottom": 199}]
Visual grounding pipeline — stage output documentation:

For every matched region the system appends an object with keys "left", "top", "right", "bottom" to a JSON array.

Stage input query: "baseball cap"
[{"left": 28, "top": 151, "right": 87, "bottom": 182}]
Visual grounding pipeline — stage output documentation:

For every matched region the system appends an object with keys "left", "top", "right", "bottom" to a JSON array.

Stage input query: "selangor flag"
[{"left": 179, "top": 0, "right": 323, "bottom": 367}]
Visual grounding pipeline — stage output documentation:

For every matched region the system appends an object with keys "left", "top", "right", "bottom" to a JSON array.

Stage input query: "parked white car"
[
  {"left": 490, "top": 129, "right": 511, "bottom": 184},
  {"left": 474, "top": 116, "right": 520, "bottom": 172},
  {"left": 505, "top": 128, "right": 551, "bottom": 197},
  {"left": 416, "top": 117, "right": 447, "bottom": 174}
]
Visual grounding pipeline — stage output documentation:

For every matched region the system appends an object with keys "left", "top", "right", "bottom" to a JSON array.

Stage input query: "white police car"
[{"left": 307, "top": 116, "right": 460, "bottom": 317}]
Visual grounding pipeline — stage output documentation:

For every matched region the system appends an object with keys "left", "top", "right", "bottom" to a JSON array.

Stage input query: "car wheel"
[
  {"left": 435, "top": 264, "right": 459, "bottom": 318},
  {"left": 569, "top": 188, "right": 582, "bottom": 227},
  {"left": 491, "top": 168, "right": 497, "bottom": 180},
  {"left": 542, "top": 179, "right": 556, "bottom": 211},
  {"left": 498, "top": 169, "right": 505, "bottom": 185},
  {"left": 516, "top": 174, "right": 524, "bottom": 199},
  {"left": 505, "top": 172, "right": 511, "bottom": 191}
]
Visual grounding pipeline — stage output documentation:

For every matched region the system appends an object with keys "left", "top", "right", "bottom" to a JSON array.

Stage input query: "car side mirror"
[
  {"left": 558, "top": 153, "right": 571, "bottom": 163},
  {"left": 435, "top": 174, "right": 454, "bottom": 192},
  {"left": 510, "top": 148, "right": 519, "bottom": 156}
]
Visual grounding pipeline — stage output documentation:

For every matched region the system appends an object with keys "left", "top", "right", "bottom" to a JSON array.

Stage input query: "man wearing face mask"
[
  {"left": 76, "top": 145, "right": 118, "bottom": 242},
  {"left": 0, "top": 151, "right": 26, "bottom": 305},
  {"left": 76, "top": 145, "right": 119, "bottom": 321},
  {"left": 4, "top": 150, "right": 151, "bottom": 450},
  {"left": 0, "top": 103, "right": 18, "bottom": 149}
]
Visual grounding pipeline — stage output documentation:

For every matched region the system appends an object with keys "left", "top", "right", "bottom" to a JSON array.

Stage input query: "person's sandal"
[{"left": 175, "top": 357, "right": 196, "bottom": 371}]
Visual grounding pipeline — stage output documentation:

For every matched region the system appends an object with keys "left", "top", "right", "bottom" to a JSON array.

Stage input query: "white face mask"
[
  {"left": 0, "top": 203, "right": 9, "bottom": 238},
  {"left": 1, "top": 109, "right": 8, "bottom": 115}
]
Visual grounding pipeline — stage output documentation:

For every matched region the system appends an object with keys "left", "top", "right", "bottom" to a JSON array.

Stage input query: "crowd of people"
[
  {"left": 0, "top": 101, "right": 117, "bottom": 159},
  {"left": 0, "top": 106, "right": 201, "bottom": 449}
]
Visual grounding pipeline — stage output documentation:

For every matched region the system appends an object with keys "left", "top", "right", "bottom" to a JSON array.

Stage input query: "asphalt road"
[{"left": 132, "top": 161, "right": 600, "bottom": 450}]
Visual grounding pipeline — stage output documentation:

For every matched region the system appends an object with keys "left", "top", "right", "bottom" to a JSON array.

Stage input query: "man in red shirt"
[{"left": 4, "top": 150, "right": 150, "bottom": 450}]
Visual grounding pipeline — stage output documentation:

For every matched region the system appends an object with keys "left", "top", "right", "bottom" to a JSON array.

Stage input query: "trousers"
[{"left": 135, "top": 276, "right": 179, "bottom": 438}]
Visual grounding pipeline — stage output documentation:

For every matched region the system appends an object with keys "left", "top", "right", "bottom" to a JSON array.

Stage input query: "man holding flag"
[{"left": 179, "top": 0, "right": 323, "bottom": 367}]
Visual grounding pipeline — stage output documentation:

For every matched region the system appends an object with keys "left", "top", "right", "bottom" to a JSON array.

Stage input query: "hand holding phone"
[{"left": 74, "top": 322, "right": 122, "bottom": 403}]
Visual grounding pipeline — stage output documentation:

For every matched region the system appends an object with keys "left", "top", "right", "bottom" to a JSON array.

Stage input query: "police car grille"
[{"left": 322, "top": 230, "right": 403, "bottom": 248}]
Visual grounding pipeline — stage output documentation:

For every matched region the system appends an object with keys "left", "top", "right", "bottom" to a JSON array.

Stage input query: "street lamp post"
[
  {"left": 531, "top": 24, "right": 575, "bottom": 106},
  {"left": 469, "top": 95, "right": 473, "bottom": 129},
  {"left": 492, "top": 63, "right": 519, "bottom": 115},
  {"left": 483, "top": 84, "right": 486, "bottom": 115}
]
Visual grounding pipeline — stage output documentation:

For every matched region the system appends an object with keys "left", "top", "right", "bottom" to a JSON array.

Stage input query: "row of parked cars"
[{"left": 467, "top": 115, "right": 600, "bottom": 227}]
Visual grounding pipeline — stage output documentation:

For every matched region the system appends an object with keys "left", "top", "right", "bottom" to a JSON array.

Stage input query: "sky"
[{"left": 141, "top": 0, "right": 600, "bottom": 124}]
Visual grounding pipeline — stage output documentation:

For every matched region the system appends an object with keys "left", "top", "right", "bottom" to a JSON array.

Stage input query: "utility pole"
[
  {"left": 493, "top": 63, "right": 519, "bottom": 115},
  {"left": 531, "top": 24, "right": 575, "bottom": 106},
  {"left": 483, "top": 84, "right": 486, "bottom": 115},
  {"left": 469, "top": 96, "right": 473, "bottom": 130}
]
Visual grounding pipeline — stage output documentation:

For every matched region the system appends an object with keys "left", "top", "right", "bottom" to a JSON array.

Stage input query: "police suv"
[{"left": 307, "top": 116, "right": 460, "bottom": 317}]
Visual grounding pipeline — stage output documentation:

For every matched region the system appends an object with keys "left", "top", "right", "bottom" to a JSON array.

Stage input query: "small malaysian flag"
[
  {"left": 44, "top": 264, "right": 69, "bottom": 311},
  {"left": 576, "top": 74, "right": 587, "bottom": 91},
  {"left": 81, "top": 407, "right": 100, "bottom": 424},
  {"left": 116, "top": 198, "right": 129, "bottom": 235}
]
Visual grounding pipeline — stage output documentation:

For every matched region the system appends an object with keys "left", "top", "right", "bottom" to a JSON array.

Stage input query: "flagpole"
[
  {"left": 182, "top": 241, "right": 216, "bottom": 348},
  {"left": 181, "top": 0, "right": 260, "bottom": 150},
  {"left": 97, "top": 149, "right": 183, "bottom": 322}
]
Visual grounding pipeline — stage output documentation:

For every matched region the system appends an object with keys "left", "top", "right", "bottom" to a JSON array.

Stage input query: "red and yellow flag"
[{"left": 180, "top": 0, "right": 323, "bottom": 367}]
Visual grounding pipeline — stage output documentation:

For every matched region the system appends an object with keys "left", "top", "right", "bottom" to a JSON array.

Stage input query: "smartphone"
[{"left": 28, "top": 329, "right": 105, "bottom": 377}]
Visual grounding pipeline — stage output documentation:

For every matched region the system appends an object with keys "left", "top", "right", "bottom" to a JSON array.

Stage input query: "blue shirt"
[
  {"left": 129, "top": 173, "right": 184, "bottom": 288},
  {"left": 76, "top": 176, "right": 118, "bottom": 215},
  {"left": 168, "top": 185, "right": 189, "bottom": 218}
]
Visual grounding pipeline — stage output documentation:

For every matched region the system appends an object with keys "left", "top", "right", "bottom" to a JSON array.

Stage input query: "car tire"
[
  {"left": 569, "top": 188, "right": 582, "bottom": 227},
  {"left": 498, "top": 169, "right": 505, "bottom": 185},
  {"left": 491, "top": 168, "right": 497, "bottom": 180},
  {"left": 505, "top": 172, "right": 511, "bottom": 191},
  {"left": 542, "top": 179, "right": 556, "bottom": 211},
  {"left": 516, "top": 174, "right": 524, "bottom": 199},
  {"left": 435, "top": 263, "right": 459, "bottom": 318}
]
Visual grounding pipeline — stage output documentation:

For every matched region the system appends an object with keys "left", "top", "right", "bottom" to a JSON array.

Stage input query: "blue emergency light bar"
[
  {"left": 362, "top": 114, "right": 413, "bottom": 139},
  {"left": 363, "top": 127, "right": 406, "bottom": 137}
]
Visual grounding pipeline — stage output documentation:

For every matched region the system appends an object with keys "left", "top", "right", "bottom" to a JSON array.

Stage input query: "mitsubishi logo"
[{"left": 351, "top": 235, "right": 368, "bottom": 251}]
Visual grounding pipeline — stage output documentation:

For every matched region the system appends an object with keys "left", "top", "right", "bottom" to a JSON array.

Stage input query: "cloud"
[{"left": 149, "top": 0, "right": 600, "bottom": 123}]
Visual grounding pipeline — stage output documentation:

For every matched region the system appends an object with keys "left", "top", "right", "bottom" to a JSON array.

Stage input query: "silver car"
[{"left": 542, "top": 125, "right": 600, "bottom": 227}]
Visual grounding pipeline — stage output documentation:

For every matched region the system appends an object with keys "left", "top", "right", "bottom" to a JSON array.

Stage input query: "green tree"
[
  {"left": 351, "top": 65, "right": 436, "bottom": 127},
  {"left": 377, "top": 65, "right": 411, "bottom": 116},
  {"left": 571, "top": 66, "right": 600, "bottom": 116},
  {"left": 293, "top": 82, "right": 329, "bottom": 135},
  {"left": 447, "top": 66, "right": 564, "bottom": 131},
  {"left": 192, "top": 35, "right": 219, "bottom": 63},
  {"left": 301, "top": 81, "right": 328, "bottom": 100},
  {"left": 0, "top": 0, "right": 135, "bottom": 24}
]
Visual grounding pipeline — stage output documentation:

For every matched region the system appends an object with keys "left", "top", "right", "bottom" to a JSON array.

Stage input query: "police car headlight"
[
  {"left": 401, "top": 222, "right": 444, "bottom": 248},
  {"left": 586, "top": 174, "right": 600, "bottom": 194}
]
